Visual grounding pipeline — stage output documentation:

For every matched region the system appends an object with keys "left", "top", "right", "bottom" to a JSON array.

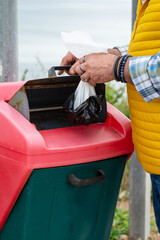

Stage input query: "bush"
[{"left": 105, "top": 82, "right": 130, "bottom": 118}]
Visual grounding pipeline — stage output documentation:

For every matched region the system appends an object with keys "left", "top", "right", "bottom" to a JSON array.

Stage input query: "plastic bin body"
[
  {"left": 0, "top": 157, "right": 127, "bottom": 240},
  {"left": 0, "top": 80, "right": 134, "bottom": 239}
]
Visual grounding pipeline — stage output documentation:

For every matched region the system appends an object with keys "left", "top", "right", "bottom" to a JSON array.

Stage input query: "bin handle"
[
  {"left": 48, "top": 65, "right": 72, "bottom": 77},
  {"left": 68, "top": 169, "right": 106, "bottom": 187}
]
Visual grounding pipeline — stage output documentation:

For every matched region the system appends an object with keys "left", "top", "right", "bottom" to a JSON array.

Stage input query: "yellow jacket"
[{"left": 127, "top": 0, "right": 160, "bottom": 174}]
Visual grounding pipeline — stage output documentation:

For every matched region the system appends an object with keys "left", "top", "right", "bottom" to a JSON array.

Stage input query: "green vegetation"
[
  {"left": 150, "top": 210, "right": 157, "bottom": 233},
  {"left": 21, "top": 69, "right": 29, "bottom": 81},
  {"left": 110, "top": 208, "right": 129, "bottom": 240},
  {"left": 105, "top": 82, "right": 130, "bottom": 118}
]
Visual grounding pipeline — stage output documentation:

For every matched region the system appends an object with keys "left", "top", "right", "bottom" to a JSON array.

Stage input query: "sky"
[{"left": 18, "top": 0, "right": 131, "bottom": 79}]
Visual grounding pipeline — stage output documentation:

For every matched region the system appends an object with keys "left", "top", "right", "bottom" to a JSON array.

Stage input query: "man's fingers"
[
  {"left": 74, "top": 63, "right": 86, "bottom": 76},
  {"left": 69, "top": 54, "right": 89, "bottom": 75},
  {"left": 69, "top": 60, "right": 81, "bottom": 75},
  {"left": 58, "top": 52, "right": 78, "bottom": 75},
  {"left": 81, "top": 72, "right": 96, "bottom": 87},
  {"left": 58, "top": 63, "right": 67, "bottom": 75},
  {"left": 58, "top": 69, "right": 64, "bottom": 75},
  {"left": 81, "top": 72, "right": 90, "bottom": 82}
]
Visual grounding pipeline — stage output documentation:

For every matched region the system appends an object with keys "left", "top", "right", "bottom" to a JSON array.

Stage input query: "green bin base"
[{"left": 0, "top": 156, "right": 127, "bottom": 240}]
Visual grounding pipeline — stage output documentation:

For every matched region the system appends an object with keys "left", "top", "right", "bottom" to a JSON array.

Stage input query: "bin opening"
[
  {"left": 30, "top": 108, "right": 73, "bottom": 130},
  {"left": 8, "top": 76, "right": 107, "bottom": 130},
  {"left": 25, "top": 76, "right": 80, "bottom": 130}
]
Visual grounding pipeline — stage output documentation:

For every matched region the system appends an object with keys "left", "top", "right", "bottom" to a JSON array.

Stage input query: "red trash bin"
[{"left": 0, "top": 78, "right": 134, "bottom": 239}]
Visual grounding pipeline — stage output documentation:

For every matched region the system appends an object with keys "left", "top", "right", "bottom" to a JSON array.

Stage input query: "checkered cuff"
[{"left": 129, "top": 55, "right": 160, "bottom": 102}]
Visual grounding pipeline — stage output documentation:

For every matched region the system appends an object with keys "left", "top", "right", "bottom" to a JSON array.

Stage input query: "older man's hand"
[{"left": 69, "top": 53, "right": 117, "bottom": 86}]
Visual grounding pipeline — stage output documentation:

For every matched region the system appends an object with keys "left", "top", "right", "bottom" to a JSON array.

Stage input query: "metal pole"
[
  {"left": 131, "top": 0, "right": 138, "bottom": 30},
  {"left": 129, "top": 1, "right": 151, "bottom": 239},
  {"left": 129, "top": 152, "right": 151, "bottom": 239},
  {"left": 0, "top": 0, "right": 18, "bottom": 82}
]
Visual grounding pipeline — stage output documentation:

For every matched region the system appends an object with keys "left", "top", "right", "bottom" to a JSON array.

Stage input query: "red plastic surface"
[
  {"left": 0, "top": 81, "right": 134, "bottom": 230},
  {"left": 0, "top": 81, "right": 24, "bottom": 101}
]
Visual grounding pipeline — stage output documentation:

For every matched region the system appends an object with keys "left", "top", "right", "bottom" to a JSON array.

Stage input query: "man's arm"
[{"left": 125, "top": 52, "right": 160, "bottom": 102}]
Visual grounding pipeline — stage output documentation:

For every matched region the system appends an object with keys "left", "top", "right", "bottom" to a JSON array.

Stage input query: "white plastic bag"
[
  {"left": 61, "top": 31, "right": 108, "bottom": 109},
  {"left": 61, "top": 31, "right": 108, "bottom": 58},
  {"left": 73, "top": 81, "right": 96, "bottom": 109}
]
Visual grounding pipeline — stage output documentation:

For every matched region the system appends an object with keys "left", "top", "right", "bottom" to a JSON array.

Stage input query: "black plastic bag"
[{"left": 63, "top": 83, "right": 106, "bottom": 126}]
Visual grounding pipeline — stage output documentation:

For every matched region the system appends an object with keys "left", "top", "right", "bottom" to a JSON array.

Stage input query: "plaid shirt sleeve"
[
  {"left": 129, "top": 52, "right": 160, "bottom": 102},
  {"left": 114, "top": 44, "right": 129, "bottom": 56}
]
